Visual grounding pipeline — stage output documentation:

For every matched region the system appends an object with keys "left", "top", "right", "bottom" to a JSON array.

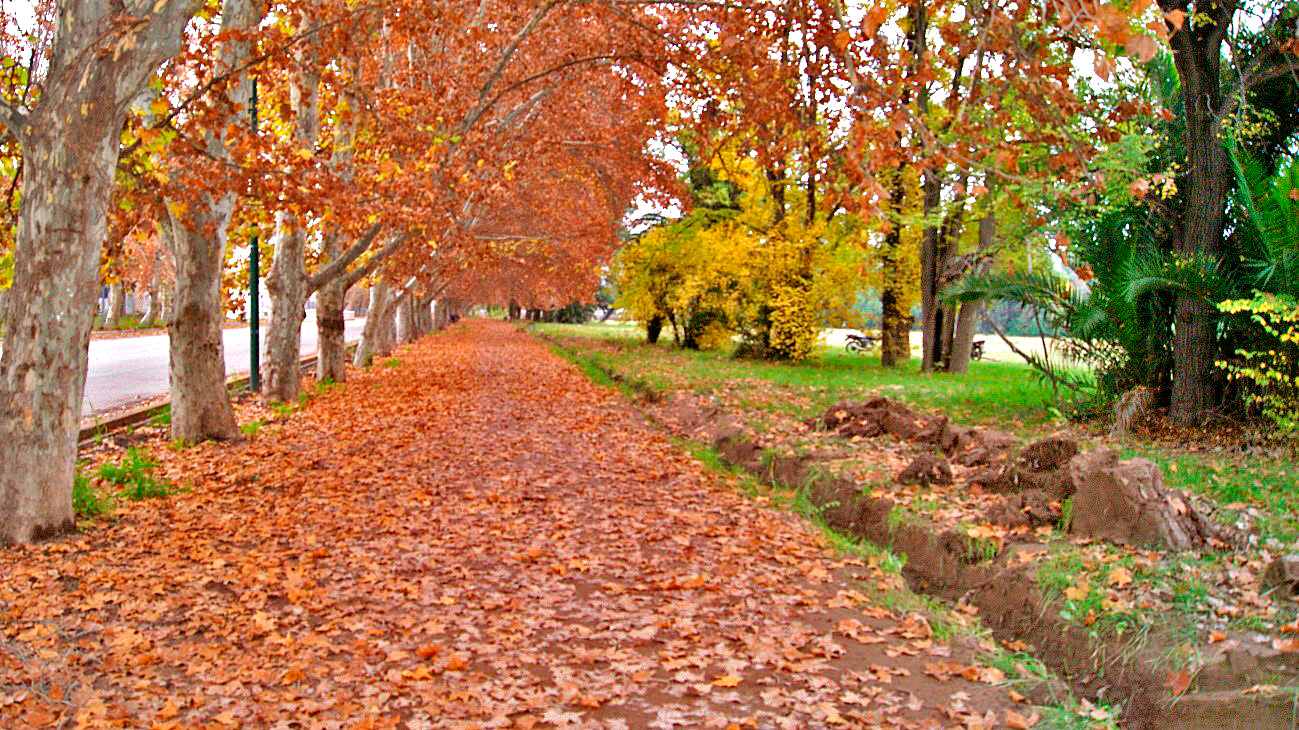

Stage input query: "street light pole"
[{"left": 249, "top": 76, "right": 261, "bottom": 392}]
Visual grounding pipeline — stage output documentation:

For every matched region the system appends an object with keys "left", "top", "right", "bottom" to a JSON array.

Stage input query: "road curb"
[{"left": 79, "top": 346, "right": 353, "bottom": 446}]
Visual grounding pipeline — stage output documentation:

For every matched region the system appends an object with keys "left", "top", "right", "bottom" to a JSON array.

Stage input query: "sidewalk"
[{"left": 0, "top": 320, "right": 1016, "bottom": 728}]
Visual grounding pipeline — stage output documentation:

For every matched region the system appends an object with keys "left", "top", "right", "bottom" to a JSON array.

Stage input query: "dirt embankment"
[{"left": 630, "top": 384, "right": 1299, "bottom": 730}]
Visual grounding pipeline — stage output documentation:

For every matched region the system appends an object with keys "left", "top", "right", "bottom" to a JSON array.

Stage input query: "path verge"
[{"left": 539, "top": 327, "right": 1299, "bottom": 730}]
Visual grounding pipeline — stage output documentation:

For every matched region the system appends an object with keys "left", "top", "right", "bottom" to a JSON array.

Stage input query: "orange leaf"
[
  {"left": 712, "top": 673, "right": 743, "bottom": 687},
  {"left": 445, "top": 654, "right": 469, "bottom": 671},
  {"left": 1005, "top": 709, "right": 1039, "bottom": 729},
  {"left": 1165, "top": 669, "right": 1192, "bottom": 696},
  {"left": 1272, "top": 638, "right": 1299, "bottom": 652}
]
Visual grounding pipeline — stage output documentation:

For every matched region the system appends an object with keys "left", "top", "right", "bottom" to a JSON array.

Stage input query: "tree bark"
[
  {"left": 166, "top": 211, "right": 240, "bottom": 443},
  {"left": 947, "top": 214, "right": 996, "bottom": 374},
  {"left": 396, "top": 296, "right": 418, "bottom": 344},
  {"left": 264, "top": 213, "right": 309, "bottom": 402},
  {"left": 415, "top": 294, "right": 434, "bottom": 335},
  {"left": 354, "top": 278, "right": 391, "bottom": 366},
  {"left": 106, "top": 282, "right": 127, "bottom": 327},
  {"left": 141, "top": 250, "right": 162, "bottom": 326},
  {"left": 1162, "top": 0, "right": 1236, "bottom": 425},
  {"left": 0, "top": 125, "right": 111, "bottom": 543},
  {"left": 159, "top": 282, "right": 174, "bottom": 325},
  {"left": 164, "top": 0, "right": 259, "bottom": 441},
  {"left": 880, "top": 290, "right": 913, "bottom": 366},
  {"left": 315, "top": 230, "right": 348, "bottom": 384},
  {"left": 433, "top": 299, "right": 449, "bottom": 330},
  {"left": 0, "top": 0, "right": 203, "bottom": 543}
]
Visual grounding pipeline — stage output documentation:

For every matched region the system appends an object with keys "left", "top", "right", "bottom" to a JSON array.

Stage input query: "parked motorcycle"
[{"left": 844, "top": 332, "right": 879, "bottom": 354}]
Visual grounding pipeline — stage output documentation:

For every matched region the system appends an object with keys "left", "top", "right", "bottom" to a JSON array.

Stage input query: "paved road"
[{"left": 82, "top": 316, "right": 366, "bottom": 415}]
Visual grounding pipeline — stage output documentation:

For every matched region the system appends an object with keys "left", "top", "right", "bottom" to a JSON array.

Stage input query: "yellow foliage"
[{"left": 616, "top": 146, "right": 867, "bottom": 360}]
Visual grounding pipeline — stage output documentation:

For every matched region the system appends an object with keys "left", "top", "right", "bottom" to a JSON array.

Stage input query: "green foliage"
[
  {"left": 98, "top": 448, "right": 174, "bottom": 501},
  {"left": 240, "top": 419, "right": 266, "bottom": 436},
  {"left": 382, "top": 357, "right": 401, "bottom": 368},
  {"left": 73, "top": 472, "right": 112, "bottom": 518}
]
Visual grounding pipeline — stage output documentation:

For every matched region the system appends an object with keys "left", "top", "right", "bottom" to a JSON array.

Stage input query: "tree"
[
  {"left": 162, "top": 0, "right": 264, "bottom": 441},
  {"left": 0, "top": 0, "right": 204, "bottom": 543}
]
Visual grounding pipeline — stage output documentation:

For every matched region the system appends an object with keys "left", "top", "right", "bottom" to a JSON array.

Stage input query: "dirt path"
[{"left": 1, "top": 320, "right": 1018, "bottom": 728}]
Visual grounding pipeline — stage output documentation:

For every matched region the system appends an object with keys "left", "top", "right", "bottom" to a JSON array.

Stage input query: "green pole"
[{"left": 249, "top": 76, "right": 261, "bottom": 392}]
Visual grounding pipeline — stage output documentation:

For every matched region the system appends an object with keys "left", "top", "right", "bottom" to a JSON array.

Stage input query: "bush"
[
  {"left": 1217, "top": 292, "right": 1299, "bottom": 437},
  {"left": 97, "top": 448, "right": 174, "bottom": 500},
  {"left": 73, "top": 472, "right": 111, "bottom": 517}
]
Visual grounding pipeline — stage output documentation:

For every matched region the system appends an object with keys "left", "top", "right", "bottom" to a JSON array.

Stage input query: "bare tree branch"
[
  {"left": 0, "top": 100, "right": 27, "bottom": 139},
  {"left": 341, "top": 233, "right": 411, "bottom": 290},
  {"left": 307, "top": 222, "right": 384, "bottom": 293}
]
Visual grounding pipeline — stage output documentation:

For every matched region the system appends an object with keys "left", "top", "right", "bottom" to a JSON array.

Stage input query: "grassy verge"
[{"left": 536, "top": 322, "right": 1060, "bottom": 432}]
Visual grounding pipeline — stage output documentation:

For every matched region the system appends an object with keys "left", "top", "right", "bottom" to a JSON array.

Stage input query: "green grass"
[
  {"left": 73, "top": 472, "right": 112, "bottom": 517},
  {"left": 382, "top": 357, "right": 402, "bottom": 368},
  {"left": 96, "top": 314, "right": 158, "bottom": 331},
  {"left": 537, "top": 322, "right": 1058, "bottom": 430},
  {"left": 97, "top": 447, "right": 176, "bottom": 501},
  {"left": 149, "top": 404, "right": 171, "bottom": 427},
  {"left": 240, "top": 419, "right": 266, "bottom": 436},
  {"left": 269, "top": 400, "right": 298, "bottom": 417},
  {"left": 1120, "top": 447, "right": 1298, "bottom": 543}
]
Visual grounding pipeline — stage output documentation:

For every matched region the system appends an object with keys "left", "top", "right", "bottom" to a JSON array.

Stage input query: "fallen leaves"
[
  {"left": 1165, "top": 669, "right": 1193, "bottom": 696},
  {"left": 0, "top": 322, "right": 1020, "bottom": 727}
]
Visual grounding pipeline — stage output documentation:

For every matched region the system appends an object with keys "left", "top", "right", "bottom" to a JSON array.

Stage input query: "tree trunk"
[
  {"left": 433, "top": 299, "right": 448, "bottom": 330},
  {"left": 375, "top": 296, "right": 399, "bottom": 355},
  {"left": 880, "top": 168, "right": 915, "bottom": 368},
  {"left": 163, "top": 0, "right": 259, "bottom": 440},
  {"left": 264, "top": 213, "right": 309, "bottom": 402},
  {"left": 880, "top": 290, "right": 913, "bottom": 366},
  {"left": 315, "top": 232, "right": 348, "bottom": 384},
  {"left": 1163, "top": 0, "right": 1235, "bottom": 425},
  {"left": 396, "top": 296, "right": 418, "bottom": 344},
  {"left": 159, "top": 282, "right": 174, "bottom": 325},
  {"left": 354, "top": 279, "right": 391, "bottom": 366},
  {"left": 0, "top": 128, "right": 113, "bottom": 543},
  {"left": 105, "top": 282, "right": 127, "bottom": 327},
  {"left": 166, "top": 211, "right": 240, "bottom": 443},
  {"left": 948, "top": 302, "right": 983, "bottom": 374},
  {"left": 0, "top": 0, "right": 205, "bottom": 543},
  {"left": 416, "top": 295, "right": 434, "bottom": 335},
  {"left": 948, "top": 214, "right": 996, "bottom": 374},
  {"left": 141, "top": 251, "right": 161, "bottom": 326}
]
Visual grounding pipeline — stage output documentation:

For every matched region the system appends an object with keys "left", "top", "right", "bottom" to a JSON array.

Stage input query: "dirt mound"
[
  {"left": 1018, "top": 436, "right": 1078, "bottom": 471},
  {"left": 1263, "top": 555, "right": 1299, "bottom": 598},
  {"left": 940, "top": 425, "right": 1017, "bottom": 467},
  {"left": 984, "top": 490, "right": 1059, "bottom": 529},
  {"left": 1067, "top": 449, "right": 1216, "bottom": 550},
  {"left": 897, "top": 453, "right": 953, "bottom": 486},
  {"left": 820, "top": 398, "right": 940, "bottom": 441},
  {"left": 968, "top": 436, "right": 1079, "bottom": 499}
]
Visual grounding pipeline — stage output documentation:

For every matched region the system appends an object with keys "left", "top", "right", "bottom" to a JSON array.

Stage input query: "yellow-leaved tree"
[{"left": 615, "top": 145, "right": 867, "bottom": 361}]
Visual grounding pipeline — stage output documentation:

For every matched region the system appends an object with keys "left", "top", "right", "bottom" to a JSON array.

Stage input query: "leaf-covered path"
[{"left": 2, "top": 320, "right": 1018, "bottom": 728}]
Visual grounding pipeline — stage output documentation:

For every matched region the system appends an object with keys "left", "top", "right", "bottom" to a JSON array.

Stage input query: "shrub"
[
  {"left": 73, "top": 472, "right": 111, "bottom": 517},
  {"left": 98, "top": 448, "right": 175, "bottom": 500},
  {"left": 1217, "top": 292, "right": 1299, "bottom": 437}
]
